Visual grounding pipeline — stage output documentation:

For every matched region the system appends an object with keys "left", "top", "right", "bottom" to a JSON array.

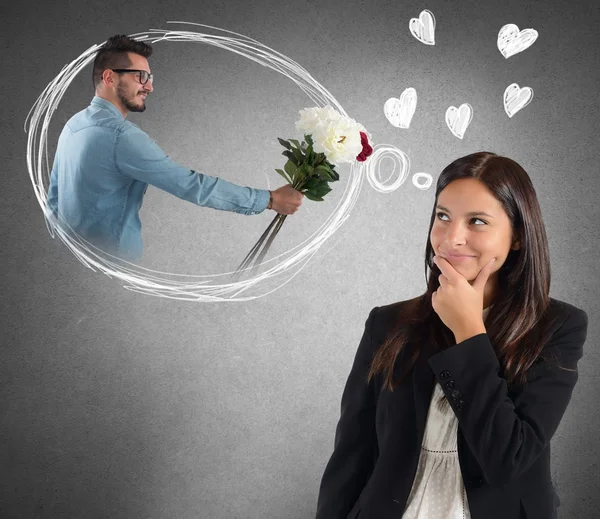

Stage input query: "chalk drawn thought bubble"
[{"left": 26, "top": 22, "right": 433, "bottom": 301}]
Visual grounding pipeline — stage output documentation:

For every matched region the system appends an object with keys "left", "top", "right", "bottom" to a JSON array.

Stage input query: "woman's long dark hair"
[{"left": 368, "top": 152, "right": 564, "bottom": 392}]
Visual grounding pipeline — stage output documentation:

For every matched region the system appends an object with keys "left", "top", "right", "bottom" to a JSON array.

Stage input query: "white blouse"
[{"left": 402, "top": 307, "right": 491, "bottom": 519}]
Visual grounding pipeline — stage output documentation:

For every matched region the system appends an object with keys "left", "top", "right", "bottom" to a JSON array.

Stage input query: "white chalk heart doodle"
[
  {"left": 384, "top": 88, "right": 418, "bottom": 128},
  {"left": 410, "top": 10, "right": 436, "bottom": 45},
  {"left": 503, "top": 83, "right": 534, "bottom": 117},
  {"left": 445, "top": 104, "right": 473, "bottom": 139},
  {"left": 497, "top": 24, "right": 538, "bottom": 58}
]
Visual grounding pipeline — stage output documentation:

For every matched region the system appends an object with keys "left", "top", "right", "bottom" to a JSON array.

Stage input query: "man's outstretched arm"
[{"left": 115, "top": 125, "right": 301, "bottom": 215}]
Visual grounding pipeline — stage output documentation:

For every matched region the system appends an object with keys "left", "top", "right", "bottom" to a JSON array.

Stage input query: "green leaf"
[
  {"left": 305, "top": 134, "right": 314, "bottom": 146},
  {"left": 314, "top": 184, "right": 332, "bottom": 197},
  {"left": 291, "top": 146, "right": 303, "bottom": 162},
  {"left": 296, "top": 167, "right": 311, "bottom": 182},
  {"left": 275, "top": 168, "right": 291, "bottom": 183},
  {"left": 303, "top": 191, "right": 324, "bottom": 202},
  {"left": 278, "top": 138, "right": 292, "bottom": 150},
  {"left": 305, "top": 164, "right": 315, "bottom": 176},
  {"left": 284, "top": 160, "right": 298, "bottom": 180},
  {"left": 303, "top": 177, "right": 320, "bottom": 189},
  {"left": 315, "top": 165, "right": 334, "bottom": 181},
  {"left": 289, "top": 139, "right": 301, "bottom": 149},
  {"left": 282, "top": 150, "right": 299, "bottom": 166},
  {"left": 324, "top": 167, "right": 339, "bottom": 181}
]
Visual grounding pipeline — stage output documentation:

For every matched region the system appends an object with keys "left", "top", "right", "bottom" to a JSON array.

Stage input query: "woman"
[{"left": 315, "top": 152, "right": 588, "bottom": 519}]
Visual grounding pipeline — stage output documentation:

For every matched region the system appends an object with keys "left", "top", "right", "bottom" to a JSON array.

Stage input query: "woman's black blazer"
[{"left": 315, "top": 298, "right": 588, "bottom": 519}]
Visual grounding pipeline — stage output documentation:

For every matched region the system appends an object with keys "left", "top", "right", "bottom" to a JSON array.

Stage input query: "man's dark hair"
[{"left": 92, "top": 34, "right": 153, "bottom": 88}]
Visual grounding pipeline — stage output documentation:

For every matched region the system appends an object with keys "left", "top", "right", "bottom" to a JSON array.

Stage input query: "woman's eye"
[{"left": 435, "top": 212, "right": 487, "bottom": 225}]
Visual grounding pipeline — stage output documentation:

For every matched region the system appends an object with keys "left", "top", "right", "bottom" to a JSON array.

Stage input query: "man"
[{"left": 47, "top": 34, "right": 303, "bottom": 261}]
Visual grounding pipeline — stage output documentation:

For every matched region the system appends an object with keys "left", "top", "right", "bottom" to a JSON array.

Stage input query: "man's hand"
[{"left": 270, "top": 184, "right": 304, "bottom": 215}]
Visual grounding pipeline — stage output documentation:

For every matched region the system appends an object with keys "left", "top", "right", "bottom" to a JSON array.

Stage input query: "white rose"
[
  {"left": 312, "top": 117, "right": 364, "bottom": 165},
  {"left": 295, "top": 105, "right": 341, "bottom": 134},
  {"left": 294, "top": 106, "right": 370, "bottom": 165}
]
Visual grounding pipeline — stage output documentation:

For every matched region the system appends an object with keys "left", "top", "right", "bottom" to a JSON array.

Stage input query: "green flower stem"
[
  {"left": 245, "top": 178, "right": 306, "bottom": 268},
  {"left": 254, "top": 214, "right": 287, "bottom": 266},
  {"left": 234, "top": 161, "right": 315, "bottom": 277},
  {"left": 234, "top": 212, "right": 281, "bottom": 275}
]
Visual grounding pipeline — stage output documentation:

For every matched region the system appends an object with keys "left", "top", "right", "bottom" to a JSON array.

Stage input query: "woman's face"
[{"left": 430, "top": 178, "right": 520, "bottom": 291}]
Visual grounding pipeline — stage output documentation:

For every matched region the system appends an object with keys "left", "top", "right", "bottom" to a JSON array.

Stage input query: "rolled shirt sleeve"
[{"left": 114, "top": 125, "right": 270, "bottom": 215}]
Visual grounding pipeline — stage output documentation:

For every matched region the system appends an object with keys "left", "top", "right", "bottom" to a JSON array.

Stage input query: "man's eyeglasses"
[{"left": 111, "top": 69, "right": 154, "bottom": 85}]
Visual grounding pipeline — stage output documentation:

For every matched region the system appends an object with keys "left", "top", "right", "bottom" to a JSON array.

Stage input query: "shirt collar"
[{"left": 91, "top": 96, "right": 125, "bottom": 120}]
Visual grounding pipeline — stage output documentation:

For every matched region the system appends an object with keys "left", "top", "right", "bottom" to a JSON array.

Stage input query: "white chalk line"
[{"left": 25, "top": 22, "right": 384, "bottom": 301}]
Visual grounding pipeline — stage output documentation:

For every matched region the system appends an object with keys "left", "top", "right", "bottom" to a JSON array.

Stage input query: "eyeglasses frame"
[{"left": 110, "top": 69, "right": 154, "bottom": 85}]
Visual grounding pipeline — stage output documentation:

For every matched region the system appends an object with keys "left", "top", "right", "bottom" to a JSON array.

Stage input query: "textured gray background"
[{"left": 2, "top": 0, "right": 599, "bottom": 517}]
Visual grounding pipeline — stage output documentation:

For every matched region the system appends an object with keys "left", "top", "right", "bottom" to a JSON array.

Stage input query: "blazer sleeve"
[
  {"left": 428, "top": 305, "right": 588, "bottom": 486},
  {"left": 315, "top": 306, "right": 380, "bottom": 519}
]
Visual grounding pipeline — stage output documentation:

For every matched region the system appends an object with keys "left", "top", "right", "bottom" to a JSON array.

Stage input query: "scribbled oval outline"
[{"left": 25, "top": 22, "right": 382, "bottom": 301}]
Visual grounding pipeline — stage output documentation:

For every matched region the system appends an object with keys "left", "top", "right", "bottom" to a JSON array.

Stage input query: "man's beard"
[{"left": 117, "top": 84, "right": 146, "bottom": 113}]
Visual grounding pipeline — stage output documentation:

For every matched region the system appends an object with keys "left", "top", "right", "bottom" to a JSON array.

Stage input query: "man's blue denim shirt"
[{"left": 47, "top": 96, "right": 270, "bottom": 261}]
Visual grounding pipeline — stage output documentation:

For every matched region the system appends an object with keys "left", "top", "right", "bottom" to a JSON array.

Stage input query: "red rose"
[{"left": 356, "top": 131, "right": 373, "bottom": 162}]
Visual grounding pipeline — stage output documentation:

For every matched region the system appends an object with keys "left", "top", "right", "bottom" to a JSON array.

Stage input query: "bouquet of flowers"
[{"left": 235, "top": 106, "right": 373, "bottom": 275}]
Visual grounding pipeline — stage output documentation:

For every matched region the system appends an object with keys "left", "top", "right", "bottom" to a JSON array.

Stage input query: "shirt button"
[
  {"left": 455, "top": 400, "right": 465, "bottom": 410},
  {"left": 451, "top": 389, "right": 461, "bottom": 400},
  {"left": 440, "top": 370, "right": 452, "bottom": 380},
  {"left": 445, "top": 380, "right": 456, "bottom": 390}
]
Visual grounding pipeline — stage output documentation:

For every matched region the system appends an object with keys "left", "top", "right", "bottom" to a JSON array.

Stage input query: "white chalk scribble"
[
  {"left": 384, "top": 88, "right": 417, "bottom": 129},
  {"left": 412, "top": 173, "right": 433, "bottom": 191},
  {"left": 445, "top": 103, "right": 473, "bottom": 139},
  {"left": 503, "top": 83, "right": 534, "bottom": 118},
  {"left": 497, "top": 24, "right": 538, "bottom": 59},
  {"left": 365, "top": 145, "right": 410, "bottom": 193},
  {"left": 26, "top": 22, "right": 425, "bottom": 302},
  {"left": 410, "top": 10, "right": 436, "bottom": 45}
]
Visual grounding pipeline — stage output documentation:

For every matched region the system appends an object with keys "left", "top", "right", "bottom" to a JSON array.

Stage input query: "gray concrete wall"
[{"left": 2, "top": 0, "right": 599, "bottom": 517}]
